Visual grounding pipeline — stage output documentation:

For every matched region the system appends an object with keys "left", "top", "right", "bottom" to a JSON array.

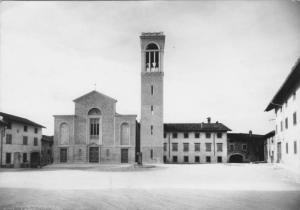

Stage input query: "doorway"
[
  {"left": 13, "top": 152, "right": 21, "bottom": 168},
  {"left": 277, "top": 142, "right": 281, "bottom": 163},
  {"left": 89, "top": 147, "right": 99, "bottom": 163},
  {"left": 229, "top": 154, "right": 243, "bottom": 163},
  {"left": 121, "top": 148, "right": 128, "bottom": 163},
  {"left": 60, "top": 148, "right": 67, "bottom": 163}
]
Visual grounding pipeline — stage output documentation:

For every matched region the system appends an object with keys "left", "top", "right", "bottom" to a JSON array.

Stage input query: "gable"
[{"left": 73, "top": 90, "right": 117, "bottom": 104}]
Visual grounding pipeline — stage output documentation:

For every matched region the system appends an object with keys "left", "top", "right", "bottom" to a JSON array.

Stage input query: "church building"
[
  {"left": 53, "top": 32, "right": 232, "bottom": 165},
  {"left": 53, "top": 91, "right": 137, "bottom": 164}
]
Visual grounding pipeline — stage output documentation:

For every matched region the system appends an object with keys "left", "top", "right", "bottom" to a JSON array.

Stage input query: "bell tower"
[{"left": 140, "top": 32, "right": 165, "bottom": 163}]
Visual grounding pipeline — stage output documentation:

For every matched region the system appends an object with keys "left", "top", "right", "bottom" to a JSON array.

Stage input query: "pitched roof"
[
  {"left": 0, "top": 112, "right": 45, "bottom": 128},
  {"left": 0, "top": 119, "right": 8, "bottom": 126},
  {"left": 227, "top": 133, "right": 265, "bottom": 142},
  {"left": 42, "top": 135, "right": 53, "bottom": 142},
  {"left": 265, "top": 58, "right": 300, "bottom": 111},
  {"left": 164, "top": 123, "right": 231, "bottom": 132},
  {"left": 115, "top": 113, "right": 137, "bottom": 117},
  {"left": 264, "top": 130, "right": 275, "bottom": 138},
  {"left": 73, "top": 90, "right": 117, "bottom": 103}
]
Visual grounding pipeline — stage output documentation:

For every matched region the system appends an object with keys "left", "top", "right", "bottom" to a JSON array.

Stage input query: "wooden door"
[
  {"left": 89, "top": 147, "right": 99, "bottom": 163},
  {"left": 121, "top": 148, "right": 128, "bottom": 163},
  {"left": 60, "top": 148, "right": 67, "bottom": 163}
]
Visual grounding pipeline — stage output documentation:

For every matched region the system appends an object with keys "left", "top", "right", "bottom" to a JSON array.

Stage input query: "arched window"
[
  {"left": 88, "top": 108, "right": 101, "bottom": 140},
  {"left": 88, "top": 108, "right": 101, "bottom": 115},
  {"left": 145, "top": 43, "right": 160, "bottom": 72},
  {"left": 120, "top": 123, "right": 130, "bottom": 145},
  {"left": 146, "top": 43, "right": 159, "bottom": 50},
  {"left": 60, "top": 123, "right": 69, "bottom": 145}
]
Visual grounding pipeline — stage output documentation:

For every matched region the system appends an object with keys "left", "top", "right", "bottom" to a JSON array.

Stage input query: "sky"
[{"left": 0, "top": 1, "right": 300, "bottom": 135}]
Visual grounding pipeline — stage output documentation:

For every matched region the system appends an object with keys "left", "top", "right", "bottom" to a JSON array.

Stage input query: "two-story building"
[
  {"left": 163, "top": 118, "right": 231, "bottom": 164},
  {"left": 227, "top": 132, "right": 266, "bottom": 163},
  {"left": 265, "top": 58, "right": 300, "bottom": 172},
  {"left": 0, "top": 112, "right": 44, "bottom": 168}
]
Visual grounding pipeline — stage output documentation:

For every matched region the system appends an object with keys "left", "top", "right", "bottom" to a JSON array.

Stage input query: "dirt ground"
[{"left": 0, "top": 163, "right": 299, "bottom": 210}]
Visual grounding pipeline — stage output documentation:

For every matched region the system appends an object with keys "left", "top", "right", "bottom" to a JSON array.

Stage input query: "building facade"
[
  {"left": 41, "top": 135, "right": 53, "bottom": 165},
  {"left": 265, "top": 58, "right": 300, "bottom": 172},
  {"left": 163, "top": 119, "right": 231, "bottom": 164},
  {"left": 0, "top": 112, "right": 44, "bottom": 168},
  {"left": 227, "top": 132, "right": 266, "bottom": 163},
  {"left": 53, "top": 91, "right": 137, "bottom": 164},
  {"left": 265, "top": 131, "right": 275, "bottom": 163},
  {"left": 140, "top": 32, "right": 165, "bottom": 163},
  {"left": 0, "top": 116, "right": 8, "bottom": 167}
]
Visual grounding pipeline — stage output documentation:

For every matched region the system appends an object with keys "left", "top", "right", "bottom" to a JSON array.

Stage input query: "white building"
[
  {"left": 163, "top": 118, "right": 231, "bottom": 164},
  {"left": 265, "top": 131, "right": 275, "bottom": 163},
  {"left": 265, "top": 58, "right": 300, "bottom": 172},
  {"left": 0, "top": 112, "right": 44, "bottom": 168}
]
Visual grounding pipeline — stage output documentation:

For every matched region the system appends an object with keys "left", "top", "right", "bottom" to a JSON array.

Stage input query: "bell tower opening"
[
  {"left": 145, "top": 43, "right": 160, "bottom": 72},
  {"left": 140, "top": 32, "right": 165, "bottom": 163}
]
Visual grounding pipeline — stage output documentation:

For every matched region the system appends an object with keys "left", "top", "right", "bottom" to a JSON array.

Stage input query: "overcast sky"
[{"left": 1, "top": 1, "right": 300, "bottom": 135}]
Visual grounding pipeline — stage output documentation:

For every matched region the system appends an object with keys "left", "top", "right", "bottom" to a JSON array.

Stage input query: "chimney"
[
  {"left": 207, "top": 117, "right": 211, "bottom": 124},
  {"left": 216, "top": 121, "right": 219, "bottom": 124},
  {"left": 249, "top": 130, "right": 252, "bottom": 136}
]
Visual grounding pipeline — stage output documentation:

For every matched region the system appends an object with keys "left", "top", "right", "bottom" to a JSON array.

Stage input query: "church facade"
[{"left": 53, "top": 91, "right": 137, "bottom": 164}]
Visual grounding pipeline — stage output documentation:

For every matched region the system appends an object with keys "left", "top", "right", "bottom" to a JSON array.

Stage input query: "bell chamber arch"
[
  {"left": 145, "top": 42, "right": 160, "bottom": 72},
  {"left": 146, "top": 43, "right": 159, "bottom": 50}
]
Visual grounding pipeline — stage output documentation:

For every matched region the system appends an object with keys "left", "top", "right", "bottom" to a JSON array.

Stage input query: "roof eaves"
[
  {"left": 265, "top": 58, "right": 300, "bottom": 112},
  {"left": 0, "top": 112, "right": 45, "bottom": 128}
]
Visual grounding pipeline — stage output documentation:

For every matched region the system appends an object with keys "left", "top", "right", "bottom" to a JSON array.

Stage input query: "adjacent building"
[
  {"left": 265, "top": 130, "right": 275, "bottom": 163},
  {"left": 265, "top": 58, "right": 300, "bottom": 172},
  {"left": 0, "top": 116, "right": 8, "bottom": 167},
  {"left": 163, "top": 118, "right": 231, "bottom": 164},
  {"left": 41, "top": 135, "right": 53, "bottom": 165},
  {"left": 53, "top": 91, "right": 137, "bottom": 164},
  {"left": 0, "top": 112, "right": 44, "bottom": 168},
  {"left": 227, "top": 132, "right": 266, "bottom": 163}
]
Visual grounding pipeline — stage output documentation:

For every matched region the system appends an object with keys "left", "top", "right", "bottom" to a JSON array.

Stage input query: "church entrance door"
[
  {"left": 121, "top": 148, "right": 128, "bottom": 163},
  {"left": 89, "top": 147, "right": 99, "bottom": 163},
  {"left": 60, "top": 148, "right": 67, "bottom": 163}
]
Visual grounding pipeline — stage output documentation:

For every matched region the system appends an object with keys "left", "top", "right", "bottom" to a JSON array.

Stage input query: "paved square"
[{"left": 0, "top": 164, "right": 299, "bottom": 210}]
